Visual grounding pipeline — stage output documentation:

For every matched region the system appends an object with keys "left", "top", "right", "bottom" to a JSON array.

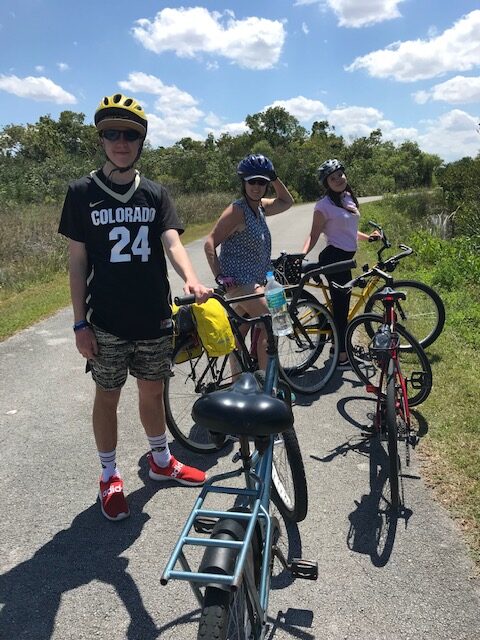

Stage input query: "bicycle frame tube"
[{"left": 308, "top": 275, "right": 381, "bottom": 321}]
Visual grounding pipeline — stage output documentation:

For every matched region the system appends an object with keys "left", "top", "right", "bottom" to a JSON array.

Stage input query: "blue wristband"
[{"left": 73, "top": 320, "right": 90, "bottom": 332}]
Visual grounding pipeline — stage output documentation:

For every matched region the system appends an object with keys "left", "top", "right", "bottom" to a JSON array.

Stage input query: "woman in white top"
[{"left": 302, "top": 159, "right": 378, "bottom": 368}]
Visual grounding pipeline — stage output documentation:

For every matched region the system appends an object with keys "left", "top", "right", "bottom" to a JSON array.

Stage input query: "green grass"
[{"left": 0, "top": 272, "right": 71, "bottom": 340}]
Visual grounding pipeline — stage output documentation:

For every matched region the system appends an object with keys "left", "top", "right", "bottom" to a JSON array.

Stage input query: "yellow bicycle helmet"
[{"left": 94, "top": 93, "right": 148, "bottom": 136}]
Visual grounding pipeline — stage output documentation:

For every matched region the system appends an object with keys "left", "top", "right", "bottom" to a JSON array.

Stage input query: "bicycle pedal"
[
  {"left": 409, "top": 371, "right": 427, "bottom": 389},
  {"left": 193, "top": 517, "right": 217, "bottom": 533},
  {"left": 408, "top": 433, "right": 419, "bottom": 447},
  {"left": 290, "top": 558, "right": 318, "bottom": 580}
]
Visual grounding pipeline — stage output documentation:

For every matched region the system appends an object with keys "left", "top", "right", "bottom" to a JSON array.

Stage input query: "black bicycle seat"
[
  {"left": 370, "top": 286, "right": 406, "bottom": 302},
  {"left": 191, "top": 372, "right": 294, "bottom": 437}
]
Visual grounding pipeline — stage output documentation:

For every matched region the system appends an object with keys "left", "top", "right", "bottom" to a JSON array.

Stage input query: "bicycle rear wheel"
[
  {"left": 278, "top": 299, "right": 338, "bottom": 394},
  {"left": 198, "top": 584, "right": 257, "bottom": 640},
  {"left": 271, "top": 426, "right": 308, "bottom": 523},
  {"left": 365, "top": 280, "right": 445, "bottom": 350},
  {"left": 164, "top": 337, "right": 243, "bottom": 453},
  {"left": 345, "top": 313, "right": 432, "bottom": 407},
  {"left": 385, "top": 359, "right": 400, "bottom": 509}
]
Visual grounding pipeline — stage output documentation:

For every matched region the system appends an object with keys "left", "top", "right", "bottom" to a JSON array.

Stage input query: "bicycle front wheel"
[
  {"left": 198, "top": 585, "right": 257, "bottom": 640},
  {"left": 345, "top": 313, "right": 432, "bottom": 407},
  {"left": 271, "top": 426, "right": 308, "bottom": 523},
  {"left": 278, "top": 299, "right": 338, "bottom": 394},
  {"left": 365, "top": 280, "right": 445, "bottom": 349},
  {"left": 164, "top": 337, "right": 242, "bottom": 453},
  {"left": 386, "top": 358, "right": 400, "bottom": 509}
]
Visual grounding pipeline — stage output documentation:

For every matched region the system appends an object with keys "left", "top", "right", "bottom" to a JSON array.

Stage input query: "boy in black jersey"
[{"left": 59, "top": 94, "right": 211, "bottom": 521}]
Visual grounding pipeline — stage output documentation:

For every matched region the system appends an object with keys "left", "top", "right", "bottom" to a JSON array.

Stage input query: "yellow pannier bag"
[{"left": 191, "top": 298, "right": 236, "bottom": 357}]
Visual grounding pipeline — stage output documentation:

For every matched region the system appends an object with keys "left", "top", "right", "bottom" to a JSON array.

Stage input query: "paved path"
[{"left": 0, "top": 202, "right": 478, "bottom": 639}]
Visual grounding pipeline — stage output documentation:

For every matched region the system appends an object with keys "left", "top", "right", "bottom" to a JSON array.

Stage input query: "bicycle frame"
[
  {"left": 367, "top": 297, "right": 412, "bottom": 438},
  {"left": 162, "top": 293, "right": 294, "bottom": 636}
]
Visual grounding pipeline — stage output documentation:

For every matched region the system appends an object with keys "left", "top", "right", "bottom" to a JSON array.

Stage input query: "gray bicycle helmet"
[{"left": 317, "top": 159, "right": 345, "bottom": 185}]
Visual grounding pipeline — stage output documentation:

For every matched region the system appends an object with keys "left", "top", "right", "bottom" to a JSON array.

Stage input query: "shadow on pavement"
[
  {"left": 0, "top": 454, "right": 219, "bottom": 640},
  {"left": 310, "top": 395, "right": 415, "bottom": 566}
]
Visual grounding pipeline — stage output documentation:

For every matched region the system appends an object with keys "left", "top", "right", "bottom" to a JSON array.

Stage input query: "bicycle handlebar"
[{"left": 175, "top": 288, "right": 275, "bottom": 332}]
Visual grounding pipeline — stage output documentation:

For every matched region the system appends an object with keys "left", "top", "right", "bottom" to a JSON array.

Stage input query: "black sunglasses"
[
  {"left": 245, "top": 178, "right": 269, "bottom": 186},
  {"left": 102, "top": 129, "right": 141, "bottom": 142}
]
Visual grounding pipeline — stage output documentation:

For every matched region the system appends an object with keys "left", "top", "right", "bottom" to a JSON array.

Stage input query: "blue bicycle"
[{"left": 161, "top": 288, "right": 317, "bottom": 639}]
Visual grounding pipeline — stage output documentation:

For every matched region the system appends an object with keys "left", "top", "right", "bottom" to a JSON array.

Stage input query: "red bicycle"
[{"left": 339, "top": 266, "right": 433, "bottom": 509}]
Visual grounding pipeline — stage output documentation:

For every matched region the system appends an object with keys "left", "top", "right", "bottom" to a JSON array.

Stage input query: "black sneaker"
[{"left": 337, "top": 358, "right": 351, "bottom": 370}]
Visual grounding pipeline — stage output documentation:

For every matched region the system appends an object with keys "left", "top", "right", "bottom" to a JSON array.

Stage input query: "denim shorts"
[{"left": 87, "top": 324, "right": 174, "bottom": 391}]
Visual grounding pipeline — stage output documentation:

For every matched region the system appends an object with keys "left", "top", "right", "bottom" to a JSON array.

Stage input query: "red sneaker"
[
  {"left": 147, "top": 453, "right": 206, "bottom": 486},
  {"left": 98, "top": 475, "right": 130, "bottom": 521}
]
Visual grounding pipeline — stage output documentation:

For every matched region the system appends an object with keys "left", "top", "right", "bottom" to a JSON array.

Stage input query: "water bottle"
[{"left": 264, "top": 271, "right": 293, "bottom": 336}]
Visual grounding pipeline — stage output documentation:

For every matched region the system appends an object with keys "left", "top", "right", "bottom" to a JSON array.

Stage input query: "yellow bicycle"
[{"left": 273, "top": 221, "right": 445, "bottom": 351}]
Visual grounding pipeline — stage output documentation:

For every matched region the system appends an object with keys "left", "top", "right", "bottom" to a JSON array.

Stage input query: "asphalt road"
[{"left": 0, "top": 201, "right": 479, "bottom": 640}]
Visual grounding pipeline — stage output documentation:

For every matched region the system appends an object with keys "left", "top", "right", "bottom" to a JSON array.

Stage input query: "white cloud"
[
  {"left": 327, "top": 0, "right": 404, "bottom": 28},
  {"left": 204, "top": 112, "right": 223, "bottom": 128},
  {"left": 266, "top": 96, "right": 329, "bottom": 121},
  {"left": 119, "top": 71, "right": 204, "bottom": 146},
  {"left": 346, "top": 10, "right": 480, "bottom": 81},
  {"left": 131, "top": 7, "right": 285, "bottom": 70},
  {"left": 57, "top": 62, "right": 70, "bottom": 72},
  {"left": 210, "top": 121, "right": 249, "bottom": 137},
  {"left": 0, "top": 74, "right": 76, "bottom": 104},
  {"left": 413, "top": 76, "right": 480, "bottom": 104},
  {"left": 35, "top": 65, "right": 45, "bottom": 73},
  {"left": 327, "top": 105, "right": 385, "bottom": 137},
  {"left": 417, "top": 109, "right": 480, "bottom": 161},
  {"left": 301, "top": 22, "right": 309, "bottom": 35},
  {"left": 295, "top": 0, "right": 404, "bottom": 28}
]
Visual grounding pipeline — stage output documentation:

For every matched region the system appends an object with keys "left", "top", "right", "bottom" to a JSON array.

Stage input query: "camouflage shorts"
[{"left": 87, "top": 325, "right": 174, "bottom": 391}]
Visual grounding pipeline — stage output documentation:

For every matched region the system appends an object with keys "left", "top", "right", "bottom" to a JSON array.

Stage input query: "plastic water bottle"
[{"left": 264, "top": 271, "right": 293, "bottom": 336}]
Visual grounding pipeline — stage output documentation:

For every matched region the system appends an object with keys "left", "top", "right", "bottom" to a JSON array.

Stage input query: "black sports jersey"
[{"left": 59, "top": 170, "right": 184, "bottom": 340}]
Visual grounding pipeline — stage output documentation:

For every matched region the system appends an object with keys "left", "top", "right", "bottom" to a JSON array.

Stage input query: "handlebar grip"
[
  {"left": 320, "top": 259, "right": 356, "bottom": 276},
  {"left": 174, "top": 294, "right": 196, "bottom": 306}
]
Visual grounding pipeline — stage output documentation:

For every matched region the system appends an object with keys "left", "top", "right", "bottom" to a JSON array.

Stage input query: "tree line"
[{"left": 0, "top": 106, "right": 478, "bottom": 238}]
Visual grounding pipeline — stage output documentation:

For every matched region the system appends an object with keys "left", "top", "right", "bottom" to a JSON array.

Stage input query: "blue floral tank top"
[{"left": 219, "top": 198, "right": 272, "bottom": 285}]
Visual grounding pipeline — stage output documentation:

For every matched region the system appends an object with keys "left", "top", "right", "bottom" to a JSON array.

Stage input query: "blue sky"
[{"left": 1, "top": 0, "right": 479, "bottom": 162}]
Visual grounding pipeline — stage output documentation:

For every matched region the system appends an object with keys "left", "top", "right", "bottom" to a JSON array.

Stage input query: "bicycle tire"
[
  {"left": 277, "top": 299, "right": 338, "bottom": 394},
  {"left": 386, "top": 358, "right": 400, "bottom": 509},
  {"left": 345, "top": 313, "right": 432, "bottom": 407},
  {"left": 164, "top": 337, "right": 244, "bottom": 453},
  {"left": 198, "top": 584, "right": 257, "bottom": 640},
  {"left": 271, "top": 426, "right": 308, "bottom": 523},
  {"left": 365, "top": 279, "right": 445, "bottom": 350},
  {"left": 286, "top": 287, "right": 319, "bottom": 307}
]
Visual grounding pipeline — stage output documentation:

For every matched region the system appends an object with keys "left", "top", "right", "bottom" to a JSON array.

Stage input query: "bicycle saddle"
[
  {"left": 370, "top": 286, "right": 406, "bottom": 302},
  {"left": 191, "top": 372, "right": 294, "bottom": 437}
]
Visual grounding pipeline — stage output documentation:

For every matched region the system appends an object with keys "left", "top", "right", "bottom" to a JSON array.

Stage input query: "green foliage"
[
  {"left": 1, "top": 107, "right": 447, "bottom": 206},
  {"left": 436, "top": 157, "right": 480, "bottom": 238},
  {"left": 361, "top": 200, "right": 480, "bottom": 350}
]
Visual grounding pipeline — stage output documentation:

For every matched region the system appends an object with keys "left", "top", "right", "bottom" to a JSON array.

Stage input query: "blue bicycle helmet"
[
  {"left": 236, "top": 154, "right": 276, "bottom": 181},
  {"left": 317, "top": 159, "right": 345, "bottom": 185}
]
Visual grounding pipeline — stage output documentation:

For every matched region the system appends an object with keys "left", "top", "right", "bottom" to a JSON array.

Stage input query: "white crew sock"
[
  {"left": 99, "top": 449, "right": 119, "bottom": 482},
  {"left": 148, "top": 433, "right": 171, "bottom": 467}
]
